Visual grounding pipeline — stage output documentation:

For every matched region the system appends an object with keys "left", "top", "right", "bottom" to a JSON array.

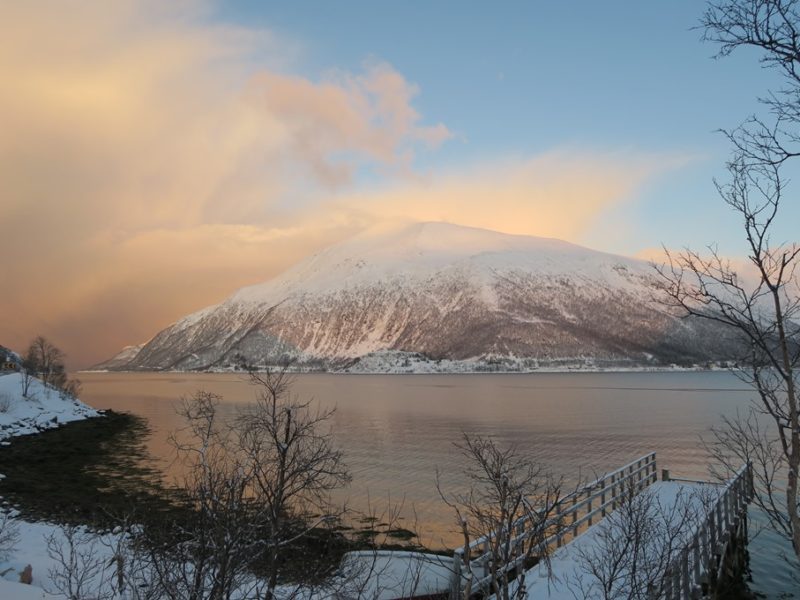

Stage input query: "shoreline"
[
  {"left": 79, "top": 364, "right": 735, "bottom": 375},
  {"left": 0, "top": 372, "right": 109, "bottom": 595}
]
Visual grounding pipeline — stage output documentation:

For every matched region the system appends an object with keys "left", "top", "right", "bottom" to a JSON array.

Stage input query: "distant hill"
[{"left": 96, "top": 222, "right": 742, "bottom": 372}]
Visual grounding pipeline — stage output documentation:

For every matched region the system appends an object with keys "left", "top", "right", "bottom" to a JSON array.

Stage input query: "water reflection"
[{"left": 77, "top": 371, "right": 795, "bottom": 595}]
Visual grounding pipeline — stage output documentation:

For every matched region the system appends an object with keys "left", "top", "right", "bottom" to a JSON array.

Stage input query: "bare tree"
[
  {"left": 0, "top": 510, "right": 19, "bottom": 563},
  {"left": 652, "top": 0, "right": 800, "bottom": 561},
  {"left": 46, "top": 525, "right": 115, "bottom": 600},
  {"left": 655, "top": 153, "right": 800, "bottom": 559},
  {"left": 45, "top": 519, "right": 163, "bottom": 600},
  {"left": 568, "top": 482, "right": 708, "bottom": 599},
  {"left": 26, "top": 335, "right": 65, "bottom": 388},
  {"left": 19, "top": 335, "right": 81, "bottom": 398},
  {"left": 236, "top": 364, "right": 351, "bottom": 600},
  {"left": 41, "top": 379, "right": 352, "bottom": 600},
  {"left": 143, "top": 391, "right": 259, "bottom": 600},
  {"left": 702, "top": 0, "right": 800, "bottom": 169},
  {"left": 438, "top": 433, "right": 563, "bottom": 600},
  {"left": 20, "top": 351, "right": 37, "bottom": 399}
]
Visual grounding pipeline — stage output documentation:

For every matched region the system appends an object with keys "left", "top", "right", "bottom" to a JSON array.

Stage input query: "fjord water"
[{"left": 79, "top": 371, "right": 796, "bottom": 595}]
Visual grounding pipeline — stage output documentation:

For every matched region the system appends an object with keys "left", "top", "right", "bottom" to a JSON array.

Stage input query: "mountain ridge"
[{"left": 95, "top": 222, "right": 741, "bottom": 372}]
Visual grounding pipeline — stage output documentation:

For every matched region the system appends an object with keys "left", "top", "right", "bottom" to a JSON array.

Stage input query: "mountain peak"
[
  {"left": 334, "top": 220, "right": 579, "bottom": 255},
  {"left": 97, "top": 220, "right": 742, "bottom": 372},
  {"left": 229, "top": 221, "right": 630, "bottom": 306}
]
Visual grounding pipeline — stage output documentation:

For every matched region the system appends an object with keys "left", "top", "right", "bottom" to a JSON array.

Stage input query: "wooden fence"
[
  {"left": 663, "top": 463, "right": 753, "bottom": 599},
  {"left": 450, "top": 452, "right": 659, "bottom": 597}
]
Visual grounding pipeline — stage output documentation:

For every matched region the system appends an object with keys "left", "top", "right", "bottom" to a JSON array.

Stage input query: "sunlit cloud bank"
[
  {"left": 0, "top": 1, "right": 690, "bottom": 367},
  {"left": 330, "top": 150, "right": 690, "bottom": 242}
]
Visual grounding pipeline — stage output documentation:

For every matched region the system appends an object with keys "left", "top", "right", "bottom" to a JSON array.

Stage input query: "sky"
[{"left": 1, "top": 1, "right": 797, "bottom": 369}]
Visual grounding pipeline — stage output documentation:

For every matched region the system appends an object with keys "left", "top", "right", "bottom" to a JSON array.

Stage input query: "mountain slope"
[{"left": 100, "top": 222, "right": 741, "bottom": 372}]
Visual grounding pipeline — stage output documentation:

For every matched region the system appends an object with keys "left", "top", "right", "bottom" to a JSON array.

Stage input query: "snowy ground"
[
  {"left": 0, "top": 372, "right": 102, "bottom": 598},
  {"left": 0, "top": 373, "right": 99, "bottom": 442}
]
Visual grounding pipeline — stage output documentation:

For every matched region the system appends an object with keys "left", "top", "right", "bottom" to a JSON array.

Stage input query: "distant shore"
[{"left": 80, "top": 364, "right": 735, "bottom": 375}]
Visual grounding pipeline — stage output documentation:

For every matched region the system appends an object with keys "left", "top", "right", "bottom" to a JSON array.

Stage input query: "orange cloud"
[
  {"left": 0, "top": 1, "right": 690, "bottom": 369},
  {"left": 0, "top": 1, "right": 448, "bottom": 367},
  {"left": 328, "top": 150, "right": 691, "bottom": 242}
]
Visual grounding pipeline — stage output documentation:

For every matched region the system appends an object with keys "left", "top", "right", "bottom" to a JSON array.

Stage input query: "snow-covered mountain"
[
  {"left": 93, "top": 344, "right": 144, "bottom": 371},
  {"left": 97, "top": 222, "right": 740, "bottom": 372}
]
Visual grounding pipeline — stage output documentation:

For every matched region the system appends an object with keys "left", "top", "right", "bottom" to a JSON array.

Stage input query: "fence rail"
[
  {"left": 663, "top": 463, "right": 753, "bottom": 600},
  {"left": 450, "top": 452, "right": 658, "bottom": 597}
]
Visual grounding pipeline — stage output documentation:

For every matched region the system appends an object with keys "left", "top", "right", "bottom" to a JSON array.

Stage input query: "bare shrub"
[
  {"left": 59, "top": 378, "right": 82, "bottom": 401},
  {"left": 143, "top": 391, "right": 259, "bottom": 600},
  {"left": 135, "top": 365, "right": 351, "bottom": 600},
  {"left": 236, "top": 364, "right": 351, "bottom": 599},
  {"left": 568, "top": 482, "right": 708, "bottom": 599},
  {"left": 46, "top": 525, "right": 114, "bottom": 600},
  {"left": 0, "top": 392, "right": 12, "bottom": 413},
  {"left": 19, "top": 365, "right": 35, "bottom": 399},
  {"left": 438, "top": 433, "right": 564, "bottom": 600},
  {"left": 0, "top": 510, "right": 19, "bottom": 563}
]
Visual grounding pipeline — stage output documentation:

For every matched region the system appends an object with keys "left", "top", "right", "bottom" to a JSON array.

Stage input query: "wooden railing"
[
  {"left": 663, "top": 463, "right": 753, "bottom": 600},
  {"left": 450, "top": 452, "right": 658, "bottom": 597}
]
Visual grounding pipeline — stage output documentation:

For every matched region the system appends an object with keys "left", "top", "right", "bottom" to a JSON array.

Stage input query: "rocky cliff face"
[{"left": 97, "top": 222, "right": 741, "bottom": 372}]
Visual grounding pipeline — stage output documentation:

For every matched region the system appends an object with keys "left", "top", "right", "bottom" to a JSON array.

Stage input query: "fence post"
[
  {"left": 572, "top": 494, "right": 578, "bottom": 539},
  {"left": 700, "top": 522, "right": 710, "bottom": 580},
  {"left": 723, "top": 491, "right": 732, "bottom": 532},
  {"left": 681, "top": 546, "right": 691, "bottom": 599},
  {"left": 664, "top": 567, "right": 674, "bottom": 600},
  {"left": 651, "top": 452, "right": 657, "bottom": 483},
  {"left": 450, "top": 552, "right": 462, "bottom": 600},
  {"left": 611, "top": 473, "right": 617, "bottom": 510},
  {"left": 672, "top": 563, "right": 681, "bottom": 600},
  {"left": 600, "top": 478, "right": 607, "bottom": 517}
]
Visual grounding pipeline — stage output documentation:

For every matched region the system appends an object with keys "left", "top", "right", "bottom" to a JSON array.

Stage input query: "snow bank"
[
  {"left": 0, "top": 519, "right": 72, "bottom": 596},
  {"left": 0, "top": 580, "right": 54, "bottom": 599},
  {"left": 326, "top": 551, "right": 454, "bottom": 599},
  {"left": 0, "top": 373, "right": 99, "bottom": 442}
]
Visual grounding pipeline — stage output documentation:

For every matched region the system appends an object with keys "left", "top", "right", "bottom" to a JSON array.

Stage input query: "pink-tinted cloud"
[
  {"left": 247, "top": 62, "right": 451, "bottom": 186},
  {"left": 328, "top": 150, "right": 692, "bottom": 242},
  {"left": 0, "top": 1, "right": 449, "bottom": 367}
]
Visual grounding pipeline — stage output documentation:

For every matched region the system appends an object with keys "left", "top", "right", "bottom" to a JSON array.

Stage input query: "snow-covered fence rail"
[
  {"left": 663, "top": 462, "right": 753, "bottom": 600},
  {"left": 450, "top": 452, "right": 658, "bottom": 598},
  {"left": 548, "top": 451, "right": 658, "bottom": 548}
]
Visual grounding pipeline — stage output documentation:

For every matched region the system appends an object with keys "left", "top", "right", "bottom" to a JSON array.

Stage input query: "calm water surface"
[{"left": 78, "top": 371, "right": 797, "bottom": 596}]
